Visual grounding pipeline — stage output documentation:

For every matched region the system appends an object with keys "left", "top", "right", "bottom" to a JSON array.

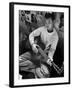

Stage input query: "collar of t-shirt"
[{"left": 47, "top": 29, "right": 53, "bottom": 33}]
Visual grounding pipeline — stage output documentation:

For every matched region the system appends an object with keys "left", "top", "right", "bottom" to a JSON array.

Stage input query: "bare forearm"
[{"left": 29, "top": 28, "right": 41, "bottom": 46}]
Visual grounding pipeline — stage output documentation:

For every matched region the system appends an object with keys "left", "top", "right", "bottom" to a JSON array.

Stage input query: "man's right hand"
[{"left": 32, "top": 44, "right": 38, "bottom": 54}]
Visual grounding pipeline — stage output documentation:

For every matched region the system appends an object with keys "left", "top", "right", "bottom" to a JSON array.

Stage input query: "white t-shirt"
[{"left": 29, "top": 26, "right": 59, "bottom": 59}]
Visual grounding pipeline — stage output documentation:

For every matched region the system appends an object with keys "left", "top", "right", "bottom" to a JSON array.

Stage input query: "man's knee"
[
  {"left": 19, "top": 52, "right": 32, "bottom": 62},
  {"left": 35, "top": 64, "right": 50, "bottom": 78}
]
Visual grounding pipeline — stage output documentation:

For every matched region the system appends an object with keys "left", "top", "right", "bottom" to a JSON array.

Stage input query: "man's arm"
[
  {"left": 29, "top": 27, "right": 42, "bottom": 53},
  {"left": 29, "top": 27, "right": 41, "bottom": 46},
  {"left": 48, "top": 35, "right": 59, "bottom": 61}
]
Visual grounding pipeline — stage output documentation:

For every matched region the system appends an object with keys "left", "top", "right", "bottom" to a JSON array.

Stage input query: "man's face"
[{"left": 45, "top": 18, "right": 53, "bottom": 31}]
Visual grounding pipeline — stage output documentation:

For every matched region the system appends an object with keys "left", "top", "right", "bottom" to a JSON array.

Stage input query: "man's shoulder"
[
  {"left": 53, "top": 28, "right": 58, "bottom": 35},
  {"left": 32, "top": 26, "right": 45, "bottom": 33},
  {"left": 38, "top": 26, "right": 45, "bottom": 30},
  {"left": 53, "top": 28, "right": 59, "bottom": 39}
]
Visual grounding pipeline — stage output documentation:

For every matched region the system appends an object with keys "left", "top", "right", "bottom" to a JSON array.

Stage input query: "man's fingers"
[
  {"left": 47, "top": 59, "right": 52, "bottom": 66},
  {"left": 32, "top": 47, "right": 38, "bottom": 53},
  {"left": 32, "top": 44, "right": 39, "bottom": 53}
]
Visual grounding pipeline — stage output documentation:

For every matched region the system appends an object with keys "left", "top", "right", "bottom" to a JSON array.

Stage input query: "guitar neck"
[{"left": 37, "top": 46, "right": 48, "bottom": 62}]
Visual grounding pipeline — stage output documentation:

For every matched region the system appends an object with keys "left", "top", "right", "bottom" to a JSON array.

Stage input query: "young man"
[
  {"left": 29, "top": 12, "right": 59, "bottom": 66},
  {"left": 19, "top": 12, "right": 59, "bottom": 78}
]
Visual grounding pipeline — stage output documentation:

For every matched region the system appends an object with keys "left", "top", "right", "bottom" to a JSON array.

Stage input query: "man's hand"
[
  {"left": 47, "top": 57, "right": 53, "bottom": 66},
  {"left": 36, "top": 64, "right": 50, "bottom": 78},
  {"left": 40, "top": 64, "right": 49, "bottom": 75},
  {"left": 32, "top": 44, "right": 38, "bottom": 54}
]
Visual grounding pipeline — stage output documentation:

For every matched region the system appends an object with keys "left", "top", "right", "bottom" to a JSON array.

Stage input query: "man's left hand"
[{"left": 47, "top": 57, "right": 53, "bottom": 66}]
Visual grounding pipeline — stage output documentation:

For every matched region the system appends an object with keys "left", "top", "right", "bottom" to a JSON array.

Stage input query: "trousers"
[{"left": 19, "top": 51, "right": 50, "bottom": 78}]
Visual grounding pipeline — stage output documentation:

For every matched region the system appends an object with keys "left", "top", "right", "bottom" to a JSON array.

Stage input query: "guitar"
[{"left": 36, "top": 45, "right": 64, "bottom": 75}]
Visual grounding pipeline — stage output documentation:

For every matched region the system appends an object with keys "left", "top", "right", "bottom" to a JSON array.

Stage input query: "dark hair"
[
  {"left": 59, "top": 13, "right": 64, "bottom": 28},
  {"left": 60, "top": 13, "right": 64, "bottom": 21},
  {"left": 21, "top": 11, "right": 25, "bottom": 16},
  {"left": 45, "top": 12, "right": 55, "bottom": 21},
  {"left": 25, "top": 11, "right": 30, "bottom": 14}
]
